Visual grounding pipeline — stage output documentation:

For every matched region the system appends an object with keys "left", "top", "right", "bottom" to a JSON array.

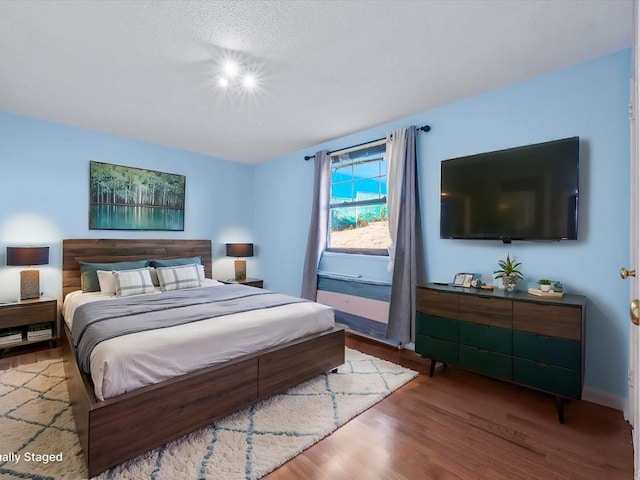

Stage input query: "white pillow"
[
  {"left": 149, "top": 266, "right": 199, "bottom": 284},
  {"left": 197, "top": 264, "right": 205, "bottom": 281},
  {"left": 156, "top": 264, "right": 201, "bottom": 291},
  {"left": 96, "top": 270, "right": 117, "bottom": 296},
  {"left": 114, "top": 268, "right": 155, "bottom": 297}
]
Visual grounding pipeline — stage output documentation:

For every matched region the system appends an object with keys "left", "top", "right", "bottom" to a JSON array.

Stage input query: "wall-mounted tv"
[{"left": 440, "top": 137, "right": 579, "bottom": 242}]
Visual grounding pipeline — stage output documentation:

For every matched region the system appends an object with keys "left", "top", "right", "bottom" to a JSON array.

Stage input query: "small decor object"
[
  {"left": 6, "top": 246, "right": 49, "bottom": 299},
  {"left": 493, "top": 254, "right": 523, "bottom": 293},
  {"left": 452, "top": 272, "right": 480, "bottom": 287},
  {"left": 226, "top": 243, "right": 254, "bottom": 281},
  {"left": 89, "top": 161, "right": 185, "bottom": 231},
  {"left": 537, "top": 279, "right": 552, "bottom": 292},
  {"left": 528, "top": 287, "right": 564, "bottom": 298}
]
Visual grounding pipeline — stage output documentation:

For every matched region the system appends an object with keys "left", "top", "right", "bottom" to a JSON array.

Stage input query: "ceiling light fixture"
[{"left": 218, "top": 59, "right": 258, "bottom": 91}]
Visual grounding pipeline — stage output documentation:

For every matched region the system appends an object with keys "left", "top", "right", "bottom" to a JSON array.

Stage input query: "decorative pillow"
[
  {"left": 149, "top": 256, "right": 201, "bottom": 268},
  {"left": 197, "top": 264, "right": 206, "bottom": 282},
  {"left": 96, "top": 270, "right": 117, "bottom": 296},
  {"left": 113, "top": 268, "right": 155, "bottom": 297},
  {"left": 80, "top": 260, "right": 148, "bottom": 292},
  {"left": 156, "top": 264, "right": 201, "bottom": 291}
]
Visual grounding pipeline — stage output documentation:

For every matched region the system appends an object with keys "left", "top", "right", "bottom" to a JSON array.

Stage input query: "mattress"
[{"left": 63, "top": 280, "right": 335, "bottom": 400}]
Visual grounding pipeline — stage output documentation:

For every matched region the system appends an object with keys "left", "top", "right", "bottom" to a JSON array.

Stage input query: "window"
[{"left": 327, "top": 140, "right": 389, "bottom": 255}]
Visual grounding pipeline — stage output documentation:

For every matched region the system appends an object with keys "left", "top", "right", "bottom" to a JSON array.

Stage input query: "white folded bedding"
[{"left": 63, "top": 280, "right": 335, "bottom": 401}]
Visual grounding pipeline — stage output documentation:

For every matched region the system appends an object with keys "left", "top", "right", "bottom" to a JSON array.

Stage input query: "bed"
[{"left": 61, "top": 239, "right": 345, "bottom": 477}]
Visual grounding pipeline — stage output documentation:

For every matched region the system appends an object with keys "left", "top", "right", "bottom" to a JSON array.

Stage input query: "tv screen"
[{"left": 440, "top": 137, "right": 579, "bottom": 242}]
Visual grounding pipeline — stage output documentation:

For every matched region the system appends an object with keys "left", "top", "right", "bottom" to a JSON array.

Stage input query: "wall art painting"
[{"left": 89, "top": 161, "right": 185, "bottom": 231}]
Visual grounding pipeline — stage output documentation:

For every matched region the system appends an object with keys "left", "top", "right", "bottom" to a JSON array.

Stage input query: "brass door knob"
[
  {"left": 620, "top": 268, "right": 636, "bottom": 279},
  {"left": 631, "top": 300, "right": 640, "bottom": 326}
]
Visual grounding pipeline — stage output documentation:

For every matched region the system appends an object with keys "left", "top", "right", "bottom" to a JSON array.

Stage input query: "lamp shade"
[
  {"left": 7, "top": 246, "right": 49, "bottom": 266},
  {"left": 226, "top": 243, "right": 254, "bottom": 258}
]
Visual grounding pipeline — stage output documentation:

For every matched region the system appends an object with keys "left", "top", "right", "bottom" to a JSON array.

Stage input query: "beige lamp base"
[
  {"left": 20, "top": 269, "right": 40, "bottom": 300},
  {"left": 234, "top": 259, "right": 247, "bottom": 281}
]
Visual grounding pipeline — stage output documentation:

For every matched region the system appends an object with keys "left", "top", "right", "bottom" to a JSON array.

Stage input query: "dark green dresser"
[{"left": 416, "top": 284, "right": 586, "bottom": 423}]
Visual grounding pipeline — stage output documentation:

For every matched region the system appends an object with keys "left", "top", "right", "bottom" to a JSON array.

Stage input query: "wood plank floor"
[
  {"left": 1, "top": 334, "right": 634, "bottom": 479},
  {"left": 268, "top": 334, "right": 633, "bottom": 480}
]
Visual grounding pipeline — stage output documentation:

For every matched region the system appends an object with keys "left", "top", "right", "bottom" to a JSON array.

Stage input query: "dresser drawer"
[
  {"left": 417, "top": 288, "right": 458, "bottom": 318},
  {"left": 458, "top": 295, "right": 512, "bottom": 329},
  {"left": 415, "top": 335, "right": 458, "bottom": 365},
  {"left": 513, "top": 302, "right": 581, "bottom": 341},
  {"left": 416, "top": 312, "right": 458, "bottom": 341},
  {"left": 513, "top": 331, "right": 580, "bottom": 370},
  {"left": 459, "top": 345, "right": 511, "bottom": 380},
  {"left": 459, "top": 321, "right": 512, "bottom": 355},
  {"left": 513, "top": 357, "right": 581, "bottom": 399}
]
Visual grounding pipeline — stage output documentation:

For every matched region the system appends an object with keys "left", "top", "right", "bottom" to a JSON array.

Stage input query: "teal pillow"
[
  {"left": 80, "top": 260, "right": 149, "bottom": 293},
  {"left": 149, "top": 256, "right": 201, "bottom": 268}
]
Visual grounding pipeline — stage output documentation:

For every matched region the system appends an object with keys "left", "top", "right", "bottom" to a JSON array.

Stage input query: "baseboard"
[
  {"left": 582, "top": 386, "right": 625, "bottom": 411},
  {"left": 343, "top": 328, "right": 401, "bottom": 349}
]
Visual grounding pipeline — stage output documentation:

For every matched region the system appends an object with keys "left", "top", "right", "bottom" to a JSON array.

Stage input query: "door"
[{"left": 629, "top": 4, "right": 640, "bottom": 477}]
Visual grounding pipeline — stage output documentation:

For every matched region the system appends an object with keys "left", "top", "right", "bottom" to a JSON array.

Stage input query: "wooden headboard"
[{"left": 62, "top": 239, "right": 213, "bottom": 298}]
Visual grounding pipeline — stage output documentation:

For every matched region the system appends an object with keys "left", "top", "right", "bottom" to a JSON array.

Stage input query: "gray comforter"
[{"left": 71, "top": 284, "right": 307, "bottom": 373}]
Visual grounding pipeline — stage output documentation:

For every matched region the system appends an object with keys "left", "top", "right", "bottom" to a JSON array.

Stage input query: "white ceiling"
[{"left": 0, "top": 0, "right": 633, "bottom": 164}]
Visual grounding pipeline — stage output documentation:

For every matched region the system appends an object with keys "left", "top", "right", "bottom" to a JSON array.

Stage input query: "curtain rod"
[{"left": 304, "top": 124, "right": 430, "bottom": 161}]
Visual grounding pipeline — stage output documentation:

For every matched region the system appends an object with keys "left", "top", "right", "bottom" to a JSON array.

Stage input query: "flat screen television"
[{"left": 440, "top": 137, "right": 579, "bottom": 242}]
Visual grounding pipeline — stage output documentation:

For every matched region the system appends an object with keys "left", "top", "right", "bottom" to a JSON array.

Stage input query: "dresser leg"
[
  {"left": 556, "top": 396, "right": 565, "bottom": 424},
  {"left": 429, "top": 360, "right": 448, "bottom": 377}
]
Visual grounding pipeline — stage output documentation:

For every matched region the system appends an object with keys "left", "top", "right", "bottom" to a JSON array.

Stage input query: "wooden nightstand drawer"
[{"left": 0, "top": 302, "right": 55, "bottom": 327}]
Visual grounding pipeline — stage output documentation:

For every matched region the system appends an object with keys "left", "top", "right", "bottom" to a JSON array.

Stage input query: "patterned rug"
[{"left": 0, "top": 347, "right": 418, "bottom": 479}]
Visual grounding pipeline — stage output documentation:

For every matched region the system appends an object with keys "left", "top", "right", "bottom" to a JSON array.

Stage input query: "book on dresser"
[
  {"left": 27, "top": 323, "right": 53, "bottom": 340},
  {"left": 0, "top": 330, "right": 23, "bottom": 345}
]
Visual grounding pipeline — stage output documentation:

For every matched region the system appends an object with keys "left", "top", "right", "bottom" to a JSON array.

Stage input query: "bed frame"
[{"left": 61, "top": 238, "right": 345, "bottom": 477}]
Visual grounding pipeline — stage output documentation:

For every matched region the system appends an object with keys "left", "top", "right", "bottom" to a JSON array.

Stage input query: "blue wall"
[
  {"left": 0, "top": 112, "right": 256, "bottom": 298},
  {"left": 255, "top": 50, "right": 632, "bottom": 403}
]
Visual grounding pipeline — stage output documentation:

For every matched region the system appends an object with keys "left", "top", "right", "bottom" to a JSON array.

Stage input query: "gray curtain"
[
  {"left": 301, "top": 150, "right": 331, "bottom": 300},
  {"left": 386, "top": 126, "right": 418, "bottom": 345}
]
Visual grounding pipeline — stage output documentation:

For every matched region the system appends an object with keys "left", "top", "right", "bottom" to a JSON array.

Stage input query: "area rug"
[{"left": 0, "top": 347, "right": 418, "bottom": 479}]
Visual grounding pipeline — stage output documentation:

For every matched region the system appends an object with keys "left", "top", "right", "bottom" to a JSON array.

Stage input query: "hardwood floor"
[
  {"left": 2, "top": 334, "right": 633, "bottom": 479},
  {"left": 267, "top": 333, "right": 633, "bottom": 480}
]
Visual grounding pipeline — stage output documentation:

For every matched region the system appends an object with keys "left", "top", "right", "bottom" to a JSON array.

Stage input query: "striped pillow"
[
  {"left": 156, "top": 264, "right": 201, "bottom": 292},
  {"left": 114, "top": 268, "right": 155, "bottom": 297}
]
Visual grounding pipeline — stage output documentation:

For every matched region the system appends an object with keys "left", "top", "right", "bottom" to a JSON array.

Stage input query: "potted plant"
[
  {"left": 493, "top": 254, "right": 523, "bottom": 292},
  {"left": 537, "top": 279, "right": 552, "bottom": 292}
]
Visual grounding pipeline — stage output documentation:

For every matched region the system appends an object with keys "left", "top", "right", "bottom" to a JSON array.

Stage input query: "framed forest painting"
[{"left": 89, "top": 161, "right": 186, "bottom": 231}]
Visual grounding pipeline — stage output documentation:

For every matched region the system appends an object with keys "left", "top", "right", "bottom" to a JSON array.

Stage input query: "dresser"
[{"left": 416, "top": 284, "right": 585, "bottom": 423}]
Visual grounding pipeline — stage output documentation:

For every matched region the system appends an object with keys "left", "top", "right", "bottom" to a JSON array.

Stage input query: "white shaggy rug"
[{"left": 0, "top": 347, "right": 418, "bottom": 479}]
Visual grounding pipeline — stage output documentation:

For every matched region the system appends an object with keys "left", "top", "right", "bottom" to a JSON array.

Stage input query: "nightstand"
[
  {"left": 0, "top": 297, "right": 58, "bottom": 354},
  {"left": 220, "top": 278, "right": 264, "bottom": 288}
]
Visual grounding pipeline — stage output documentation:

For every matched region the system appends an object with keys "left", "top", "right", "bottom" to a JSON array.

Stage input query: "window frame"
[{"left": 325, "top": 140, "right": 389, "bottom": 256}]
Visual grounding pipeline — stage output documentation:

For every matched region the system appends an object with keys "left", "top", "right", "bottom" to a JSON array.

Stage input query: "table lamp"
[
  {"left": 226, "top": 243, "right": 254, "bottom": 281},
  {"left": 7, "top": 246, "right": 49, "bottom": 300}
]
